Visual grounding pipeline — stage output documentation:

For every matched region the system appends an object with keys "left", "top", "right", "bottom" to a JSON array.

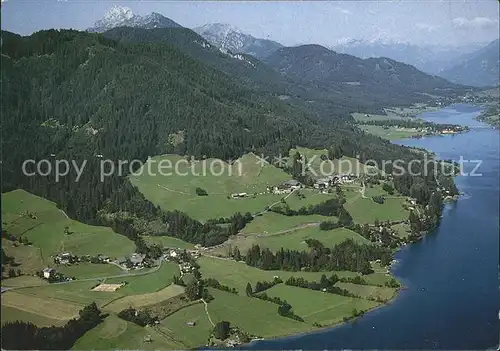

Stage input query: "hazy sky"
[{"left": 1, "top": 0, "right": 499, "bottom": 47}]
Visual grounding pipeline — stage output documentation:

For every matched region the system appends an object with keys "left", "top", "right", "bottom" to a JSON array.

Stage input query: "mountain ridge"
[
  {"left": 193, "top": 23, "right": 283, "bottom": 59},
  {"left": 87, "top": 5, "right": 183, "bottom": 33},
  {"left": 331, "top": 39, "right": 486, "bottom": 75},
  {"left": 262, "top": 44, "right": 468, "bottom": 106},
  {"left": 439, "top": 39, "right": 500, "bottom": 87}
]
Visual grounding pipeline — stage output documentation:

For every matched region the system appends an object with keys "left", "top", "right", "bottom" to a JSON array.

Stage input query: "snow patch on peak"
[
  {"left": 88, "top": 7, "right": 182, "bottom": 32},
  {"left": 197, "top": 23, "right": 243, "bottom": 36},
  {"left": 102, "top": 5, "right": 135, "bottom": 24}
]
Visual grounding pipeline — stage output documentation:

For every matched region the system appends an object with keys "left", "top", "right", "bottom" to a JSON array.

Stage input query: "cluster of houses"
[
  {"left": 268, "top": 179, "right": 302, "bottom": 195},
  {"left": 313, "top": 174, "right": 357, "bottom": 190},
  {"left": 116, "top": 253, "right": 146, "bottom": 269},
  {"left": 53, "top": 252, "right": 111, "bottom": 265},
  {"left": 163, "top": 248, "right": 200, "bottom": 274}
]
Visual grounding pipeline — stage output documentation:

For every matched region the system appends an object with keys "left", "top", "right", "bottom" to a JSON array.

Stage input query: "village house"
[
  {"left": 130, "top": 253, "right": 146, "bottom": 267},
  {"left": 231, "top": 192, "right": 248, "bottom": 199},
  {"left": 42, "top": 267, "right": 56, "bottom": 279},
  {"left": 54, "top": 252, "right": 72, "bottom": 265},
  {"left": 282, "top": 179, "right": 301, "bottom": 190},
  {"left": 187, "top": 249, "right": 201, "bottom": 258},
  {"left": 314, "top": 178, "right": 331, "bottom": 190},
  {"left": 339, "top": 173, "right": 356, "bottom": 183},
  {"left": 269, "top": 180, "right": 302, "bottom": 194}
]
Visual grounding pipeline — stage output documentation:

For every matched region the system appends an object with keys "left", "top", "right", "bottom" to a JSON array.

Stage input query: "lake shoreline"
[
  {"left": 237, "top": 285, "right": 403, "bottom": 348},
  {"left": 244, "top": 103, "right": 497, "bottom": 349}
]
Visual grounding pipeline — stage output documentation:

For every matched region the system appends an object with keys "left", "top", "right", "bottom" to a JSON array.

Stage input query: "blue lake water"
[{"left": 248, "top": 104, "right": 499, "bottom": 349}]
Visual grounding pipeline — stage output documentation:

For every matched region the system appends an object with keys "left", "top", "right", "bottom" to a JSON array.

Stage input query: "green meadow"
[
  {"left": 210, "top": 226, "right": 369, "bottom": 257},
  {"left": 359, "top": 125, "right": 421, "bottom": 141},
  {"left": 143, "top": 235, "right": 196, "bottom": 249},
  {"left": 197, "top": 256, "right": 391, "bottom": 297},
  {"left": 264, "top": 284, "right": 378, "bottom": 325},
  {"left": 288, "top": 147, "right": 380, "bottom": 178},
  {"left": 130, "top": 153, "right": 291, "bottom": 221},
  {"left": 2, "top": 190, "right": 136, "bottom": 264},
  {"left": 345, "top": 197, "right": 409, "bottom": 224},
  {"left": 241, "top": 212, "right": 329, "bottom": 234},
  {"left": 74, "top": 314, "right": 183, "bottom": 350}
]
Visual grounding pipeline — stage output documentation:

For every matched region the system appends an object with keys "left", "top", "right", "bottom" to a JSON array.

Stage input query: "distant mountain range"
[
  {"left": 85, "top": 6, "right": 470, "bottom": 113},
  {"left": 331, "top": 39, "right": 485, "bottom": 75},
  {"left": 439, "top": 39, "right": 499, "bottom": 87},
  {"left": 87, "top": 5, "right": 182, "bottom": 32},
  {"left": 193, "top": 23, "right": 283, "bottom": 59},
  {"left": 263, "top": 44, "right": 465, "bottom": 106}
]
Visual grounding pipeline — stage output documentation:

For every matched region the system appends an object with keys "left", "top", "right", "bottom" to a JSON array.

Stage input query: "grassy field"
[
  {"left": 104, "top": 284, "right": 185, "bottom": 312},
  {"left": 345, "top": 197, "right": 409, "bottom": 224},
  {"left": 2, "top": 190, "right": 136, "bottom": 264},
  {"left": 1, "top": 305, "right": 67, "bottom": 327},
  {"left": 1, "top": 261, "right": 180, "bottom": 330},
  {"left": 74, "top": 314, "right": 183, "bottom": 350},
  {"left": 288, "top": 147, "right": 380, "bottom": 178},
  {"left": 1, "top": 275, "right": 48, "bottom": 288},
  {"left": 157, "top": 289, "right": 311, "bottom": 348},
  {"left": 335, "top": 282, "right": 396, "bottom": 301},
  {"left": 105, "top": 261, "right": 180, "bottom": 294},
  {"left": 197, "top": 257, "right": 391, "bottom": 297},
  {"left": 207, "top": 289, "right": 310, "bottom": 338},
  {"left": 363, "top": 184, "right": 390, "bottom": 197},
  {"left": 351, "top": 112, "right": 406, "bottom": 122},
  {"left": 2, "top": 238, "right": 45, "bottom": 274},
  {"left": 143, "top": 235, "right": 195, "bottom": 249},
  {"left": 57, "top": 263, "right": 124, "bottom": 279},
  {"left": 210, "top": 226, "right": 369, "bottom": 257},
  {"left": 284, "top": 189, "right": 339, "bottom": 210},
  {"left": 359, "top": 125, "right": 421, "bottom": 141},
  {"left": 158, "top": 302, "right": 214, "bottom": 347},
  {"left": 392, "top": 222, "right": 411, "bottom": 238},
  {"left": 241, "top": 212, "right": 329, "bottom": 234},
  {"left": 258, "top": 226, "right": 369, "bottom": 252},
  {"left": 352, "top": 105, "right": 435, "bottom": 122},
  {"left": 265, "top": 284, "right": 378, "bottom": 325},
  {"left": 130, "top": 153, "right": 291, "bottom": 221},
  {"left": 14, "top": 280, "right": 123, "bottom": 308},
  {"left": 2, "top": 290, "right": 83, "bottom": 322}
]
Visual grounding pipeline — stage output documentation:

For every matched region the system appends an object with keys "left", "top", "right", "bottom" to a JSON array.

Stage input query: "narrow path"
[
  {"left": 359, "top": 181, "right": 369, "bottom": 199},
  {"left": 253, "top": 188, "right": 298, "bottom": 217},
  {"left": 255, "top": 222, "right": 319, "bottom": 238},
  {"left": 201, "top": 298, "right": 215, "bottom": 327},
  {"left": 157, "top": 184, "right": 192, "bottom": 195},
  {"left": 59, "top": 210, "right": 69, "bottom": 219}
]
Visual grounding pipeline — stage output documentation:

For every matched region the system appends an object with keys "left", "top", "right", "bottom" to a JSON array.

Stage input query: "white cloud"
[
  {"left": 415, "top": 22, "right": 440, "bottom": 32},
  {"left": 452, "top": 17, "right": 499, "bottom": 30},
  {"left": 1, "top": 0, "right": 8, "bottom": 3},
  {"left": 335, "top": 7, "right": 352, "bottom": 16}
]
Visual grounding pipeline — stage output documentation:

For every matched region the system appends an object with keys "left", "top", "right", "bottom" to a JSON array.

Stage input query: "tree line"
[{"left": 1, "top": 302, "right": 105, "bottom": 350}]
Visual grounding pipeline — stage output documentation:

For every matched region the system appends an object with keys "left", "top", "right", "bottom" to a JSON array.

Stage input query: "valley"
[
  {"left": 1, "top": 144, "right": 444, "bottom": 348},
  {"left": 1, "top": 2, "right": 498, "bottom": 350}
]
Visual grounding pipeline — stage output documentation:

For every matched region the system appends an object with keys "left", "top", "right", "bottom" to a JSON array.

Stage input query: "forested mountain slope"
[
  {"left": 193, "top": 23, "right": 283, "bottom": 60},
  {"left": 1, "top": 29, "right": 454, "bottom": 247},
  {"left": 439, "top": 39, "right": 499, "bottom": 87},
  {"left": 263, "top": 45, "right": 470, "bottom": 106},
  {"left": 102, "top": 28, "right": 472, "bottom": 119}
]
